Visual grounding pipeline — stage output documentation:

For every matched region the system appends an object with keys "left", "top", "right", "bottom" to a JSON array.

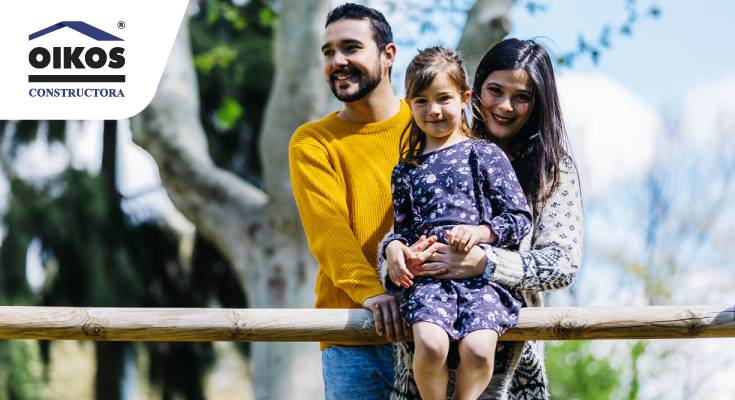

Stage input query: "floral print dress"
[{"left": 385, "top": 138, "right": 531, "bottom": 338}]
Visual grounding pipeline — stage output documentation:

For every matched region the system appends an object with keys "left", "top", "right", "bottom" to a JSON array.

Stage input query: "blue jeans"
[{"left": 322, "top": 344, "right": 395, "bottom": 400}]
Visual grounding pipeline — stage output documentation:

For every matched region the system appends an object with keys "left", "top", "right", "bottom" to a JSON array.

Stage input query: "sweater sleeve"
[
  {"left": 489, "top": 157, "right": 583, "bottom": 293},
  {"left": 289, "top": 133, "right": 385, "bottom": 305}
]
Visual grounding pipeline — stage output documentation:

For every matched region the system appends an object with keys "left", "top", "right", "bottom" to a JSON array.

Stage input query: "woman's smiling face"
[{"left": 479, "top": 69, "right": 535, "bottom": 144}]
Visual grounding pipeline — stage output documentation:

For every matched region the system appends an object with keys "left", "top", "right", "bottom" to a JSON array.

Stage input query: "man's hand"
[
  {"left": 363, "top": 294, "right": 408, "bottom": 341},
  {"left": 409, "top": 243, "right": 487, "bottom": 279}
]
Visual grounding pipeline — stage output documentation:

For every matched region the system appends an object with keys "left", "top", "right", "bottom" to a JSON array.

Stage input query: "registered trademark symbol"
[{"left": 117, "top": 21, "right": 125, "bottom": 29}]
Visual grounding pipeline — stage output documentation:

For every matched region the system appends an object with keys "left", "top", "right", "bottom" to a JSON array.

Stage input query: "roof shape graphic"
[{"left": 29, "top": 21, "right": 123, "bottom": 41}]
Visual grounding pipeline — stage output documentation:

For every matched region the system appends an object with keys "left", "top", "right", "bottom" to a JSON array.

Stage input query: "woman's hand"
[{"left": 408, "top": 243, "right": 487, "bottom": 279}]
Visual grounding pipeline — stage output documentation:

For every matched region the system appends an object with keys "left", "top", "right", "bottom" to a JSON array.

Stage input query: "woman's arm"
[{"left": 490, "top": 157, "right": 583, "bottom": 293}]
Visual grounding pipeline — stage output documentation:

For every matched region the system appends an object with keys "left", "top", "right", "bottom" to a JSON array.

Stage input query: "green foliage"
[
  {"left": 546, "top": 340, "right": 622, "bottom": 399},
  {"left": 194, "top": 44, "right": 239, "bottom": 74},
  {"left": 207, "top": 1, "right": 248, "bottom": 30},
  {"left": 625, "top": 341, "right": 650, "bottom": 400},
  {"left": 547, "top": 340, "right": 656, "bottom": 400},
  {"left": 214, "top": 97, "right": 244, "bottom": 131},
  {"left": 190, "top": 0, "right": 276, "bottom": 184},
  {"left": 0, "top": 169, "right": 138, "bottom": 307},
  {"left": 0, "top": 341, "right": 44, "bottom": 400},
  {"left": 258, "top": 7, "right": 277, "bottom": 29}
]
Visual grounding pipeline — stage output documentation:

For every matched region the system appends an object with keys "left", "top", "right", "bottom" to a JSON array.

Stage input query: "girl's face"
[
  {"left": 410, "top": 72, "right": 471, "bottom": 143},
  {"left": 479, "top": 69, "right": 535, "bottom": 144}
]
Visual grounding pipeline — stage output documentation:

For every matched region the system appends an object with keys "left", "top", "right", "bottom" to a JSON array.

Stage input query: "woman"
[{"left": 381, "top": 38, "right": 583, "bottom": 399}]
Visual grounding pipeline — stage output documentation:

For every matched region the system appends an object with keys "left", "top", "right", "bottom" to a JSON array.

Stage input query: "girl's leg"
[
  {"left": 412, "top": 322, "right": 450, "bottom": 400},
  {"left": 453, "top": 329, "right": 498, "bottom": 400}
]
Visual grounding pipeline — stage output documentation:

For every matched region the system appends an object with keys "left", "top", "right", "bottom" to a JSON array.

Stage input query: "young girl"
[{"left": 384, "top": 47, "right": 532, "bottom": 400}]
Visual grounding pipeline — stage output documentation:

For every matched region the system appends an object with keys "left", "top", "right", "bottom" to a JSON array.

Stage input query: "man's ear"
[{"left": 382, "top": 43, "right": 397, "bottom": 67}]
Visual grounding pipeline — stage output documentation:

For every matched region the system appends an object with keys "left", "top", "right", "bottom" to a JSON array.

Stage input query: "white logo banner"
[{"left": 0, "top": 0, "right": 189, "bottom": 119}]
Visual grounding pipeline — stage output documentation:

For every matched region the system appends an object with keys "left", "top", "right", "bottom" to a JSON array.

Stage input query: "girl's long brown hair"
[{"left": 400, "top": 47, "right": 472, "bottom": 165}]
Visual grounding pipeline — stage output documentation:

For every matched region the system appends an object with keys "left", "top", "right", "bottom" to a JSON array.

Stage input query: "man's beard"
[{"left": 329, "top": 64, "right": 382, "bottom": 103}]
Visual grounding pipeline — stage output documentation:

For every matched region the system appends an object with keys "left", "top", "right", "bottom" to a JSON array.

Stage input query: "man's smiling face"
[{"left": 321, "top": 18, "right": 384, "bottom": 103}]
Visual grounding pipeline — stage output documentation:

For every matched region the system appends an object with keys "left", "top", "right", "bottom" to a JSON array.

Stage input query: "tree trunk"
[
  {"left": 94, "top": 342, "right": 125, "bottom": 400},
  {"left": 96, "top": 120, "right": 126, "bottom": 400},
  {"left": 457, "top": 0, "right": 513, "bottom": 81},
  {"left": 250, "top": 1, "right": 332, "bottom": 399},
  {"left": 132, "top": 0, "right": 330, "bottom": 398}
]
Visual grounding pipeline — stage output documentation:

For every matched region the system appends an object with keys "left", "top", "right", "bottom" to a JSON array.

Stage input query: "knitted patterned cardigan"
[{"left": 378, "top": 156, "right": 583, "bottom": 400}]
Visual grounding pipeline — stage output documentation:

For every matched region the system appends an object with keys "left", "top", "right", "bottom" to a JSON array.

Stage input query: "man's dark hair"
[{"left": 325, "top": 3, "right": 393, "bottom": 52}]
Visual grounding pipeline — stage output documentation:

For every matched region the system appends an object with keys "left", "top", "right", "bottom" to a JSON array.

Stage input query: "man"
[{"left": 288, "top": 3, "right": 411, "bottom": 399}]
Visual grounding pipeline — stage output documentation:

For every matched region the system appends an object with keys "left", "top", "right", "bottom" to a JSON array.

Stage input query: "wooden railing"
[{"left": 0, "top": 305, "right": 733, "bottom": 342}]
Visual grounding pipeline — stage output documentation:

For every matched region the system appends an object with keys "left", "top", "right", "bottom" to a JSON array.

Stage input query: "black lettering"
[
  {"left": 29, "top": 47, "right": 50, "bottom": 68},
  {"left": 53, "top": 47, "right": 61, "bottom": 68},
  {"left": 108, "top": 47, "right": 125, "bottom": 68},
  {"left": 63, "top": 47, "right": 85, "bottom": 69},
  {"left": 85, "top": 47, "right": 107, "bottom": 69}
]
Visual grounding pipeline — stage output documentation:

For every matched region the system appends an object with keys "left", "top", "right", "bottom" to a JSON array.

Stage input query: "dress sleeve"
[
  {"left": 489, "top": 157, "right": 583, "bottom": 294},
  {"left": 381, "top": 165, "right": 419, "bottom": 254},
  {"left": 289, "top": 131, "right": 385, "bottom": 305},
  {"left": 473, "top": 142, "right": 532, "bottom": 248}
]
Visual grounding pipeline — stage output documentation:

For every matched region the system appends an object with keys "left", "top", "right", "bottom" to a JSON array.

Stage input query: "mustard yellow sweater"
[{"left": 289, "top": 101, "right": 410, "bottom": 348}]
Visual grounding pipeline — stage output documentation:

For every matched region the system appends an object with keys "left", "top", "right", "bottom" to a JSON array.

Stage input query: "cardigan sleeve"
[
  {"left": 489, "top": 157, "right": 583, "bottom": 293},
  {"left": 289, "top": 131, "right": 385, "bottom": 305}
]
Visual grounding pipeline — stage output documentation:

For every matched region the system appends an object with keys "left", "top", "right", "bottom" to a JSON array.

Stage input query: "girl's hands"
[
  {"left": 386, "top": 241, "right": 414, "bottom": 288},
  {"left": 446, "top": 224, "right": 495, "bottom": 252},
  {"left": 386, "top": 236, "right": 440, "bottom": 288}
]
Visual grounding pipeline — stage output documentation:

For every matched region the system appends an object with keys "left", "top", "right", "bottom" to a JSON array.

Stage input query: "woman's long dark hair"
[
  {"left": 400, "top": 47, "right": 472, "bottom": 164},
  {"left": 471, "top": 38, "right": 571, "bottom": 208}
]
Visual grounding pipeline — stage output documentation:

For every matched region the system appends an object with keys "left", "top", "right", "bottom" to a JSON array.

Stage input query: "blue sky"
[
  {"left": 385, "top": 0, "right": 735, "bottom": 114},
  {"left": 508, "top": 0, "right": 735, "bottom": 112}
]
